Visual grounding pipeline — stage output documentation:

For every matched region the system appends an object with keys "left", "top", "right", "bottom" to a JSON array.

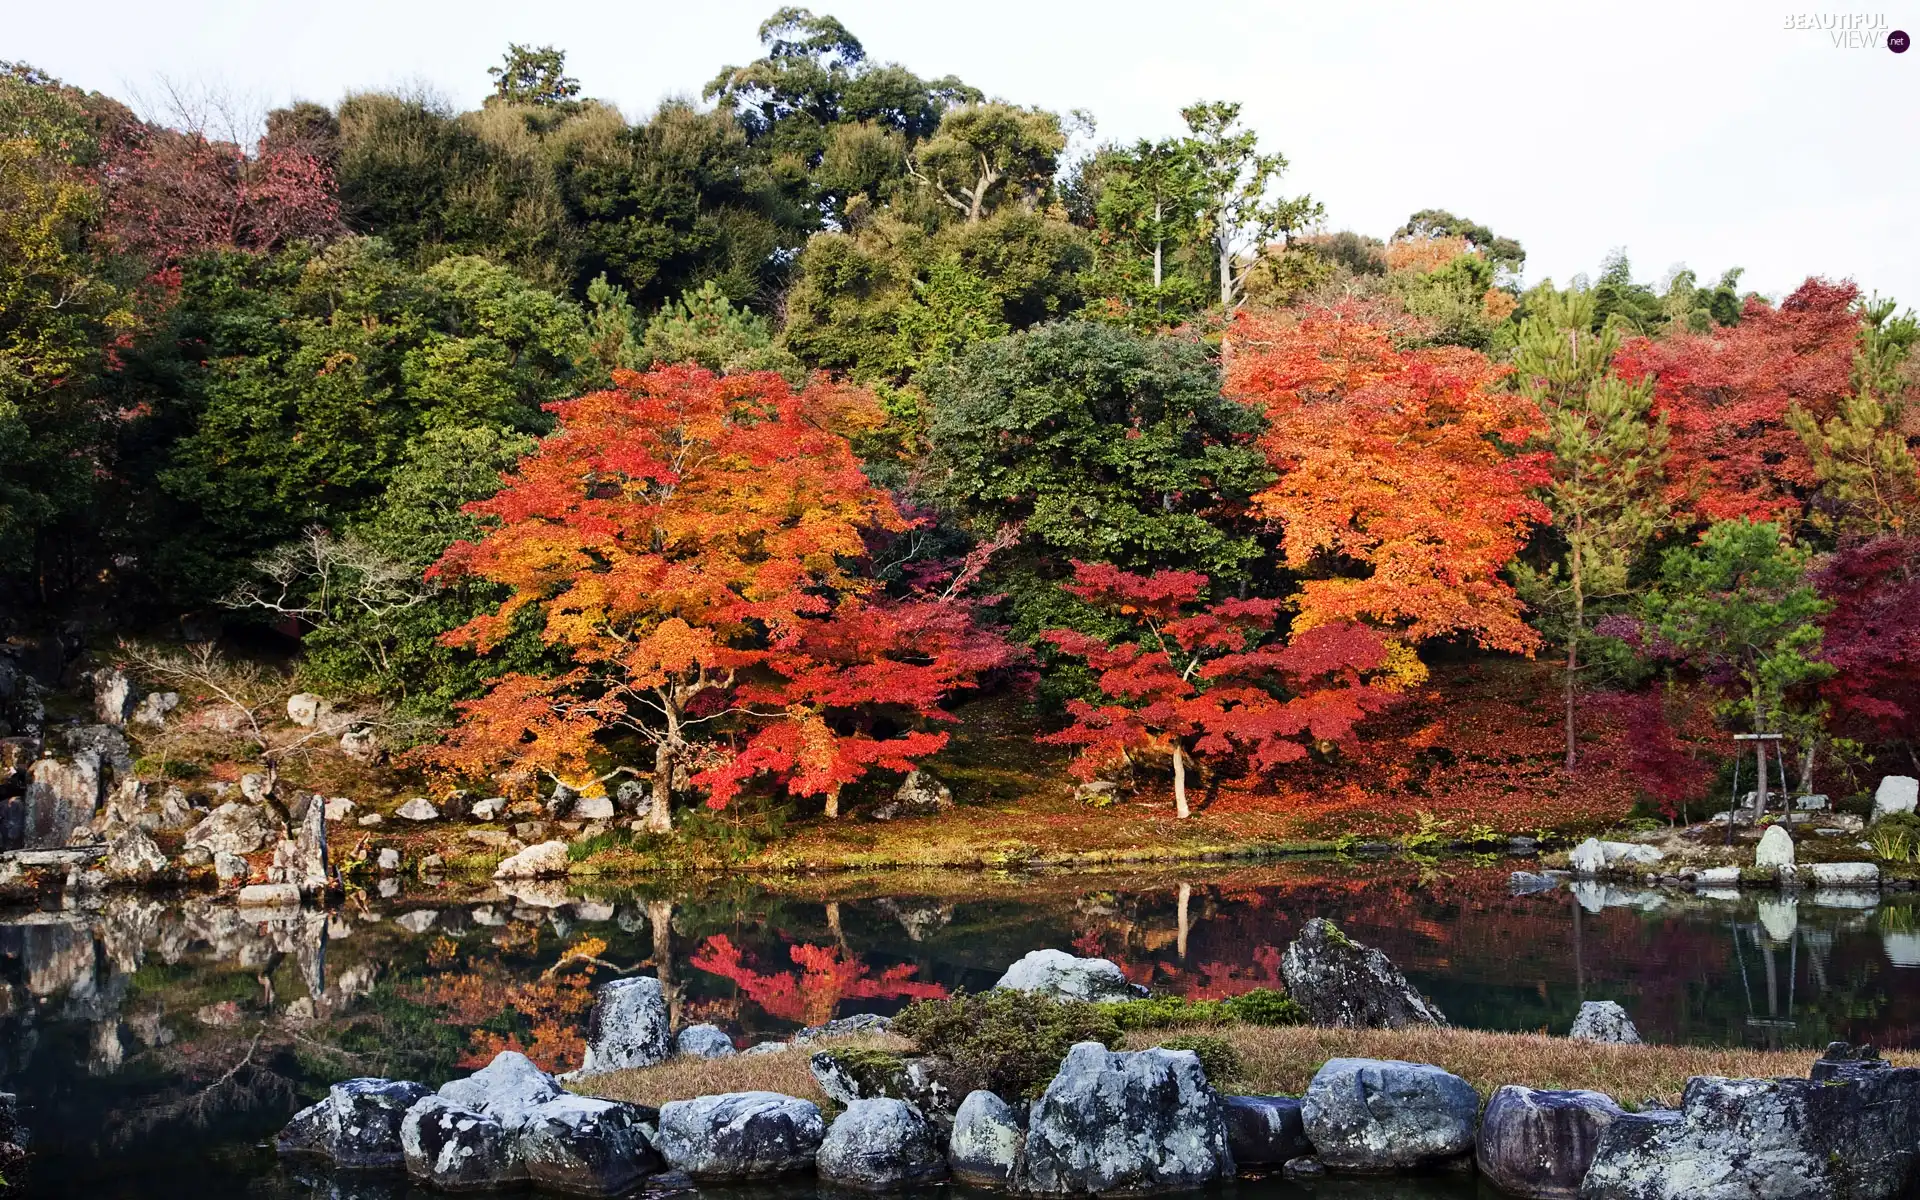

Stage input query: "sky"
[{"left": 10, "top": 0, "right": 1917, "bottom": 305}]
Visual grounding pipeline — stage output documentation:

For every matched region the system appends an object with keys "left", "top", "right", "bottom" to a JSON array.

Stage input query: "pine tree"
[
  {"left": 1510, "top": 288, "right": 1671, "bottom": 770},
  {"left": 1788, "top": 296, "right": 1920, "bottom": 537}
]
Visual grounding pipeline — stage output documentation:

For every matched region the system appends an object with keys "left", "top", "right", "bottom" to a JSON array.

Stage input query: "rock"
[
  {"left": 1299, "top": 1057, "right": 1479, "bottom": 1172},
  {"left": 1571, "top": 838, "right": 1665, "bottom": 876},
  {"left": 238, "top": 883, "right": 302, "bottom": 907},
  {"left": 1580, "top": 1069, "right": 1920, "bottom": 1200},
  {"left": 93, "top": 668, "right": 139, "bottom": 726},
  {"left": 357, "top": 812, "right": 384, "bottom": 827},
  {"left": 468, "top": 830, "right": 511, "bottom": 847},
  {"left": 1476, "top": 1085, "right": 1626, "bottom": 1200},
  {"left": 286, "top": 693, "right": 330, "bottom": 728},
  {"left": 269, "top": 799, "right": 331, "bottom": 895},
  {"left": 580, "top": 976, "right": 670, "bottom": 1074},
  {"left": 1280, "top": 917, "right": 1446, "bottom": 1029},
  {"left": 401, "top": 1095, "right": 524, "bottom": 1191},
  {"left": 277, "top": 1098, "right": 331, "bottom": 1158},
  {"left": 1756, "top": 824, "right": 1796, "bottom": 870},
  {"left": 131, "top": 691, "right": 178, "bottom": 728},
  {"left": 948, "top": 1089, "right": 1025, "bottom": 1188},
  {"left": 239, "top": 772, "right": 272, "bottom": 804},
  {"left": 1695, "top": 866, "right": 1741, "bottom": 887},
  {"left": 871, "top": 770, "right": 953, "bottom": 821},
  {"left": 818, "top": 1097, "right": 948, "bottom": 1190},
  {"left": 675, "top": 1024, "right": 736, "bottom": 1059},
  {"left": 1025, "top": 1042, "right": 1233, "bottom": 1194},
  {"left": 1511, "top": 871, "right": 1563, "bottom": 895},
  {"left": 376, "top": 848, "right": 400, "bottom": 872},
  {"left": 1874, "top": 775, "right": 1919, "bottom": 819},
  {"left": 319, "top": 1077, "right": 434, "bottom": 1169},
  {"left": 793, "top": 1013, "right": 892, "bottom": 1044},
  {"left": 340, "top": 726, "right": 381, "bottom": 763},
  {"left": 394, "top": 910, "right": 437, "bottom": 933},
  {"left": 653, "top": 1092, "right": 825, "bottom": 1180},
  {"left": 1569, "top": 1000, "right": 1642, "bottom": 1044},
  {"left": 213, "top": 851, "right": 249, "bottom": 883},
  {"left": 438, "top": 1050, "right": 564, "bottom": 1131},
  {"left": 573, "top": 794, "right": 616, "bottom": 820},
  {"left": 1808, "top": 862, "right": 1879, "bottom": 887},
  {"left": 1222, "top": 1095, "right": 1311, "bottom": 1167},
  {"left": 993, "top": 948, "right": 1138, "bottom": 1002},
  {"left": 394, "top": 796, "right": 439, "bottom": 822},
  {"left": 1283, "top": 1155, "right": 1326, "bottom": 1179},
  {"left": 1569, "top": 838, "right": 1608, "bottom": 876},
  {"left": 103, "top": 824, "right": 168, "bottom": 881},
  {"left": 494, "top": 839, "right": 570, "bottom": 879},
  {"left": 19, "top": 752, "right": 104, "bottom": 849},
  {"left": 614, "top": 780, "right": 652, "bottom": 819},
  {"left": 470, "top": 796, "right": 506, "bottom": 821},
  {"left": 742, "top": 1041, "right": 791, "bottom": 1056},
  {"left": 185, "top": 801, "right": 273, "bottom": 858},
  {"left": 809, "top": 1050, "right": 958, "bottom": 1130},
  {"left": 519, "top": 1094, "right": 659, "bottom": 1196}
]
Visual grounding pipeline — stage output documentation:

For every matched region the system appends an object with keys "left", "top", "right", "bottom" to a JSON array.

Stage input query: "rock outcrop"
[
  {"left": 1280, "top": 918, "right": 1446, "bottom": 1029},
  {"left": 1299, "top": 1057, "right": 1479, "bottom": 1172},
  {"left": 816, "top": 1097, "right": 948, "bottom": 1190},
  {"left": 579, "top": 976, "right": 670, "bottom": 1075},
  {"left": 1023, "top": 1043, "right": 1234, "bottom": 1194},
  {"left": 653, "top": 1092, "right": 825, "bottom": 1180}
]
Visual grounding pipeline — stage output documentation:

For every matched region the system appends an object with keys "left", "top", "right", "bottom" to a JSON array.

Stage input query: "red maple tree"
[
  {"left": 1040, "top": 561, "right": 1397, "bottom": 817},
  {"left": 689, "top": 935, "right": 948, "bottom": 1028},
  {"left": 424, "top": 366, "right": 1013, "bottom": 826},
  {"left": 1815, "top": 535, "right": 1920, "bottom": 757}
]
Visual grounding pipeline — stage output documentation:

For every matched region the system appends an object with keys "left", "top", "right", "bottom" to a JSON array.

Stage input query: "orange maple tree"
[
  {"left": 1227, "top": 305, "right": 1549, "bottom": 680},
  {"left": 1612, "top": 278, "right": 1862, "bottom": 531},
  {"left": 424, "top": 365, "right": 1012, "bottom": 827},
  {"left": 1040, "top": 561, "right": 1397, "bottom": 817}
]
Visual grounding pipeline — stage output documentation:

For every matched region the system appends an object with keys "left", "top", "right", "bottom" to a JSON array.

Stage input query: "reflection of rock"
[
  {"left": 497, "top": 878, "right": 570, "bottom": 909},
  {"left": 1757, "top": 896, "right": 1799, "bottom": 943},
  {"left": 1884, "top": 932, "right": 1920, "bottom": 967},
  {"left": 393, "top": 910, "right": 437, "bottom": 934},
  {"left": 876, "top": 898, "right": 954, "bottom": 942}
]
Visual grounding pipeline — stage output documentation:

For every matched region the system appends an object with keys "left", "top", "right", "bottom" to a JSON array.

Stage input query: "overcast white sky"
[{"left": 11, "top": 0, "right": 1917, "bottom": 305}]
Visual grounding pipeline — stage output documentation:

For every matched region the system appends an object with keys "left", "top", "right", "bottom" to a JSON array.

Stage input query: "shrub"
[
  {"left": 1152, "top": 1034, "right": 1243, "bottom": 1088},
  {"left": 1098, "top": 995, "right": 1223, "bottom": 1030},
  {"left": 1220, "top": 989, "right": 1305, "bottom": 1027},
  {"left": 890, "top": 989, "right": 1122, "bottom": 1099}
]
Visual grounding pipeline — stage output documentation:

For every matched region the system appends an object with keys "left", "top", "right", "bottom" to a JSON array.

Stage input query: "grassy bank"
[{"left": 580, "top": 1025, "right": 1900, "bottom": 1112}]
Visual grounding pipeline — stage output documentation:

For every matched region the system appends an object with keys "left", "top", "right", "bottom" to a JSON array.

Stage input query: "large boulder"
[
  {"left": 395, "top": 797, "right": 440, "bottom": 822},
  {"left": 518, "top": 1094, "right": 659, "bottom": 1196},
  {"left": 579, "top": 976, "right": 670, "bottom": 1074},
  {"left": 1874, "top": 775, "right": 1919, "bottom": 819},
  {"left": 1476, "top": 1085, "right": 1626, "bottom": 1200},
  {"left": 494, "top": 839, "right": 570, "bottom": 879},
  {"left": 1024, "top": 1042, "right": 1234, "bottom": 1194},
  {"left": 103, "top": 824, "right": 168, "bottom": 881},
  {"left": 19, "top": 753, "right": 103, "bottom": 849},
  {"left": 284, "top": 1077, "right": 432, "bottom": 1170},
  {"left": 993, "top": 948, "right": 1138, "bottom": 1003},
  {"left": 1755, "top": 825, "right": 1796, "bottom": 871},
  {"left": 1569, "top": 1000, "right": 1642, "bottom": 1045},
  {"left": 93, "top": 668, "right": 140, "bottom": 726},
  {"left": 1580, "top": 1069, "right": 1920, "bottom": 1200},
  {"left": 269, "top": 798, "right": 331, "bottom": 895},
  {"left": 1222, "top": 1095, "right": 1311, "bottom": 1168},
  {"left": 1808, "top": 862, "right": 1879, "bottom": 887},
  {"left": 675, "top": 1024, "right": 737, "bottom": 1059},
  {"left": 871, "top": 770, "right": 953, "bottom": 821},
  {"left": 184, "top": 801, "right": 273, "bottom": 859},
  {"left": 1570, "top": 838, "right": 1664, "bottom": 876},
  {"left": 653, "top": 1092, "right": 825, "bottom": 1180},
  {"left": 810, "top": 1050, "right": 960, "bottom": 1131},
  {"left": 437, "top": 1050, "right": 563, "bottom": 1131},
  {"left": 817, "top": 1097, "right": 948, "bottom": 1190},
  {"left": 1279, "top": 918, "right": 1446, "bottom": 1029},
  {"left": 947, "top": 1089, "right": 1024, "bottom": 1189},
  {"left": 1299, "top": 1057, "right": 1479, "bottom": 1172},
  {"left": 401, "top": 1095, "right": 524, "bottom": 1190}
]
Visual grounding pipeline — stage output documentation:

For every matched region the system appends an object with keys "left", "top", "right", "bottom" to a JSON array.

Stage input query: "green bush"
[
  {"left": 1152, "top": 1034, "right": 1243, "bottom": 1087},
  {"left": 1220, "top": 988, "right": 1305, "bottom": 1027},
  {"left": 1095, "top": 988, "right": 1305, "bottom": 1031},
  {"left": 891, "top": 989, "right": 1122, "bottom": 1099}
]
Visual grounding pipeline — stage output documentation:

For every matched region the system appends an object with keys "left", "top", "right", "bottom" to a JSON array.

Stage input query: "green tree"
[
  {"left": 1509, "top": 287, "right": 1671, "bottom": 769},
  {"left": 1788, "top": 294, "right": 1920, "bottom": 537},
  {"left": 909, "top": 102, "right": 1064, "bottom": 224},
  {"left": 924, "top": 321, "right": 1272, "bottom": 651},
  {"left": 1394, "top": 208, "right": 1525, "bottom": 273},
  {"left": 637, "top": 280, "right": 800, "bottom": 375},
  {"left": 1178, "top": 101, "right": 1321, "bottom": 310},
  {"left": 1078, "top": 138, "right": 1207, "bottom": 326},
  {"left": 487, "top": 44, "right": 582, "bottom": 109}
]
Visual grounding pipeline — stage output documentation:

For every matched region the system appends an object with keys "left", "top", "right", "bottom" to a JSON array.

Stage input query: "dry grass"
[
  {"left": 579, "top": 1025, "right": 1913, "bottom": 1114},
  {"left": 581, "top": 1033, "right": 909, "bottom": 1109},
  {"left": 1174, "top": 1024, "right": 1920, "bottom": 1109}
]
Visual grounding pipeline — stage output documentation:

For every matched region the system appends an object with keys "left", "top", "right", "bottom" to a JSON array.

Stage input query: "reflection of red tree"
[{"left": 691, "top": 936, "right": 948, "bottom": 1027}]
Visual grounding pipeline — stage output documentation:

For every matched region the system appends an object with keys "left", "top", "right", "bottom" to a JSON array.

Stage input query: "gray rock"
[
  {"left": 1025, "top": 1042, "right": 1234, "bottom": 1194},
  {"left": 286, "top": 693, "right": 329, "bottom": 728},
  {"left": 437, "top": 1050, "right": 563, "bottom": 1131},
  {"left": 321, "top": 1077, "right": 434, "bottom": 1170},
  {"left": 357, "top": 812, "right": 384, "bottom": 827},
  {"left": 653, "top": 1092, "right": 825, "bottom": 1180},
  {"left": 948, "top": 1089, "right": 1025, "bottom": 1188},
  {"left": 1695, "top": 866, "right": 1741, "bottom": 887},
  {"left": 494, "top": 839, "right": 569, "bottom": 879},
  {"left": 742, "top": 1041, "right": 792, "bottom": 1057},
  {"left": 614, "top": 780, "right": 651, "bottom": 818},
  {"left": 470, "top": 796, "right": 507, "bottom": 821},
  {"left": 277, "top": 1098, "right": 331, "bottom": 1158},
  {"left": 1569, "top": 838, "right": 1607, "bottom": 876},
  {"left": 519, "top": 1094, "right": 659, "bottom": 1196},
  {"left": 269, "top": 798, "right": 331, "bottom": 894},
  {"left": 340, "top": 726, "right": 380, "bottom": 763},
  {"left": 213, "top": 850, "right": 249, "bottom": 883},
  {"left": 20, "top": 753, "right": 103, "bottom": 849},
  {"left": 580, "top": 976, "right": 670, "bottom": 1074},
  {"left": 103, "top": 824, "right": 168, "bottom": 881},
  {"left": 675, "top": 1024, "right": 736, "bottom": 1059},
  {"left": 1222, "top": 1095, "right": 1311, "bottom": 1167},
  {"left": 818, "top": 1097, "right": 948, "bottom": 1190},
  {"left": 1874, "top": 775, "right": 1919, "bottom": 819},
  {"left": 871, "top": 770, "right": 953, "bottom": 821},
  {"left": 573, "top": 794, "right": 616, "bottom": 820},
  {"left": 376, "top": 848, "right": 400, "bottom": 872},
  {"left": 401, "top": 1095, "right": 523, "bottom": 1190},
  {"left": 93, "top": 668, "right": 139, "bottom": 726},
  {"left": 240, "top": 773, "right": 272, "bottom": 804},
  {"left": 1569, "top": 1000, "right": 1642, "bottom": 1044},
  {"left": 238, "top": 883, "right": 302, "bottom": 907},
  {"left": 793, "top": 1013, "right": 892, "bottom": 1044},
  {"left": 131, "top": 691, "right": 178, "bottom": 728},
  {"left": 185, "top": 801, "right": 273, "bottom": 858},
  {"left": 1280, "top": 918, "right": 1447, "bottom": 1029},
  {"left": 993, "top": 948, "right": 1138, "bottom": 1002},
  {"left": 1283, "top": 1155, "right": 1326, "bottom": 1179},
  {"left": 395, "top": 796, "right": 439, "bottom": 822},
  {"left": 810, "top": 1050, "right": 960, "bottom": 1131},
  {"left": 1808, "top": 862, "right": 1879, "bottom": 887},
  {"left": 1299, "top": 1057, "right": 1479, "bottom": 1172},
  {"left": 1477, "top": 1085, "right": 1626, "bottom": 1200},
  {"left": 1756, "top": 825, "right": 1796, "bottom": 870}
]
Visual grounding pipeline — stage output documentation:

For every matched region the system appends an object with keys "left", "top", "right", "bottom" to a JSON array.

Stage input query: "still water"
[{"left": 3, "top": 858, "right": 1915, "bottom": 1199}]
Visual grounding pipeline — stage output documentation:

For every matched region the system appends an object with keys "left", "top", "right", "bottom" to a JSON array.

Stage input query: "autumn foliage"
[
  {"left": 690, "top": 935, "right": 947, "bottom": 1028},
  {"left": 1227, "top": 306, "right": 1549, "bottom": 678},
  {"left": 425, "top": 365, "right": 1013, "bottom": 824},
  {"left": 1041, "top": 561, "right": 1397, "bottom": 816}
]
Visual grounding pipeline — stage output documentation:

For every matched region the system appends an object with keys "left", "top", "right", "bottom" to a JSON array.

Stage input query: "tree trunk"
[
  {"left": 1152, "top": 200, "right": 1164, "bottom": 289},
  {"left": 1218, "top": 239, "right": 1234, "bottom": 309},
  {"left": 647, "top": 737, "right": 673, "bottom": 833},
  {"left": 824, "top": 787, "right": 840, "bottom": 819},
  {"left": 1565, "top": 545, "right": 1584, "bottom": 772},
  {"left": 1172, "top": 745, "right": 1190, "bottom": 818}
]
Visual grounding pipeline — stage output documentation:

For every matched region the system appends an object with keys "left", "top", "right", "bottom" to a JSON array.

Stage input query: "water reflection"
[{"left": 5, "top": 861, "right": 1920, "bottom": 1199}]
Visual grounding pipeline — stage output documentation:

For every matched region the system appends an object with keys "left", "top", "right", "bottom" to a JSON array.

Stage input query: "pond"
[{"left": 4, "top": 857, "right": 1917, "bottom": 1199}]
